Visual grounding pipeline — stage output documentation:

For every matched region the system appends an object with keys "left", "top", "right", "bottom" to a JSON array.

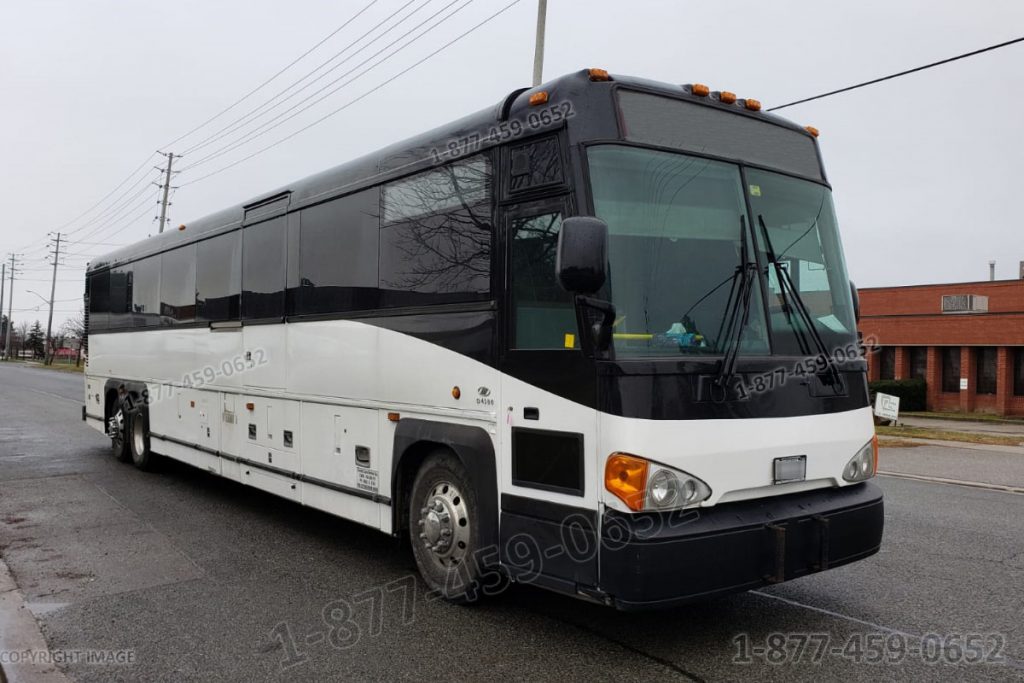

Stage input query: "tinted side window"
[
  {"left": 508, "top": 136, "right": 563, "bottom": 193},
  {"left": 510, "top": 210, "right": 577, "bottom": 349},
  {"left": 196, "top": 231, "right": 241, "bottom": 322},
  {"left": 108, "top": 264, "right": 132, "bottom": 329},
  {"left": 160, "top": 244, "right": 197, "bottom": 324},
  {"left": 379, "top": 155, "right": 492, "bottom": 307},
  {"left": 298, "top": 188, "right": 380, "bottom": 314},
  {"left": 132, "top": 256, "right": 161, "bottom": 328},
  {"left": 87, "top": 271, "right": 109, "bottom": 332},
  {"left": 242, "top": 217, "right": 286, "bottom": 320}
]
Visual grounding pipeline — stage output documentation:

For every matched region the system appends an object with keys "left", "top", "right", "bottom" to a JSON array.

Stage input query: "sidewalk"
[{"left": 898, "top": 416, "right": 1024, "bottom": 437}]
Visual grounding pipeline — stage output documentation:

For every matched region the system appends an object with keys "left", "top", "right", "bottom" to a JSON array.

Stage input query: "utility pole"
[
  {"left": 157, "top": 151, "right": 175, "bottom": 233},
  {"left": 532, "top": 0, "right": 547, "bottom": 86},
  {"left": 4, "top": 255, "right": 15, "bottom": 361},
  {"left": 44, "top": 232, "right": 61, "bottom": 365}
]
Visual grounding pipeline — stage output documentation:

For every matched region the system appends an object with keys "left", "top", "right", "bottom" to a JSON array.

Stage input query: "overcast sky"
[{"left": 2, "top": 0, "right": 1023, "bottom": 331}]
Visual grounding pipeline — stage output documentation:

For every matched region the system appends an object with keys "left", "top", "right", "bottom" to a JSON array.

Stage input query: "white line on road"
[{"left": 878, "top": 470, "right": 1024, "bottom": 495}]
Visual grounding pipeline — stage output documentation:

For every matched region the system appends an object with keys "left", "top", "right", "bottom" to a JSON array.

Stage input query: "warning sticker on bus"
[{"left": 357, "top": 468, "right": 379, "bottom": 494}]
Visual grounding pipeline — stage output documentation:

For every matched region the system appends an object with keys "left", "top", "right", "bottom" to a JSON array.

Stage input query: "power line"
[
  {"left": 179, "top": 0, "right": 478, "bottom": 173},
  {"left": 161, "top": 0, "right": 382, "bottom": 149},
  {"left": 179, "top": 0, "right": 426, "bottom": 157},
  {"left": 181, "top": 0, "right": 517, "bottom": 184},
  {"left": 768, "top": 35, "right": 1024, "bottom": 111},
  {"left": 183, "top": 0, "right": 521, "bottom": 186}
]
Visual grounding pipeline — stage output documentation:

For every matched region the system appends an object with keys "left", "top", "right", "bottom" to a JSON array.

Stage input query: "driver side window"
[{"left": 510, "top": 209, "right": 578, "bottom": 350}]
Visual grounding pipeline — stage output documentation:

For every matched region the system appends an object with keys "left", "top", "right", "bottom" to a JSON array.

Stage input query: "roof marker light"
[
  {"left": 588, "top": 68, "right": 610, "bottom": 81},
  {"left": 528, "top": 91, "right": 549, "bottom": 106},
  {"left": 805, "top": 125, "right": 820, "bottom": 137},
  {"left": 744, "top": 98, "right": 762, "bottom": 111},
  {"left": 719, "top": 91, "right": 737, "bottom": 104},
  {"left": 691, "top": 83, "right": 710, "bottom": 97}
]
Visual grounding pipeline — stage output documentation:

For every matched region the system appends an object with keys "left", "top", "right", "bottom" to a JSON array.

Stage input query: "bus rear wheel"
[
  {"left": 409, "top": 451, "right": 484, "bottom": 603},
  {"left": 128, "top": 410, "right": 156, "bottom": 471},
  {"left": 109, "top": 407, "right": 131, "bottom": 462}
]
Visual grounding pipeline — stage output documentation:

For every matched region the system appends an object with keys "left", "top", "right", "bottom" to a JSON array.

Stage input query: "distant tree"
[
  {"left": 62, "top": 311, "right": 86, "bottom": 366},
  {"left": 27, "top": 320, "right": 45, "bottom": 359},
  {"left": 15, "top": 321, "right": 28, "bottom": 358}
]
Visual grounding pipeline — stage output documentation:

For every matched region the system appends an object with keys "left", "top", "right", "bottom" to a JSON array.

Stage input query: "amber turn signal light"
[
  {"left": 805, "top": 125, "right": 820, "bottom": 137},
  {"left": 387, "top": 412, "right": 401, "bottom": 422},
  {"left": 719, "top": 91, "right": 737, "bottom": 104},
  {"left": 605, "top": 453, "right": 648, "bottom": 511},
  {"left": 528, "top": 91, "right": 549, "bottom": 106},
  {"left": 691, "top": 83, "right": 710, "bottom": 97},
  {"left": 871, "top": 433, "right": 879, "bottom": 474}
]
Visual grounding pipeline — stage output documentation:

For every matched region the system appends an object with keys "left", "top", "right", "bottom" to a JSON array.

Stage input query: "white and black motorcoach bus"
[{"left": 83, "top": 69, "right": 882, "bottom": 610}]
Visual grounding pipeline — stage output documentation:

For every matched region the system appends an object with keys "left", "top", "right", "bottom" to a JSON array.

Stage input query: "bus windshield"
[{"left": 587, "top": 145, "right": 856, "bottom": 358}]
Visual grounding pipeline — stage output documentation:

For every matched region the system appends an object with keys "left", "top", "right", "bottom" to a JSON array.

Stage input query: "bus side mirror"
[
  {"left": 556, "top": 217, "right": 608, "bottom": 295},
  {"left": 850, "top": 280, "right": 860, "bottom": 322}
]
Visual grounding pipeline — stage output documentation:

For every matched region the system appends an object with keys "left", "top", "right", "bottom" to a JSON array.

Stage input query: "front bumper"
[{"left": 600, "top": 482, "right": 884, "bottom": 610}]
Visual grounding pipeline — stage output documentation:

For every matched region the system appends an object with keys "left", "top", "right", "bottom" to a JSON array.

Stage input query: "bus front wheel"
[{"left": 409, "top": 451, "right": 486, "bottom": 603}]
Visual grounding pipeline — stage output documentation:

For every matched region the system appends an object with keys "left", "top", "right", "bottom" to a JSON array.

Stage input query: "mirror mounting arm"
[{"left": 575, "top": 295, "right": 616, "bottom": 359}]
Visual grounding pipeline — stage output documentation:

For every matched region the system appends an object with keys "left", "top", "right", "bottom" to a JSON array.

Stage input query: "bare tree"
[{"left": 62, "top": 311, "right": 86, "bottom": 366}]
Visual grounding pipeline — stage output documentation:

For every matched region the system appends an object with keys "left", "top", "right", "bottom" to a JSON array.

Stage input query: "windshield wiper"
[
  {"left": 757, "top": 214, "right": 844, "bottom": 391},
  {"left": 714, "top": 217, "right": 758, "bottom": 389}
]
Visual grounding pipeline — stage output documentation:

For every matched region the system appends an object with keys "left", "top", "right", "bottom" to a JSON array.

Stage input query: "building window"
[
  {"left": 1014, "top": 348, "right": 1024, "bottom": 396},
  {"left": 976, "top": 347, "right": 997, "bottom": 395},
  {"left": 909, "top": 346, "right": 927, "bottom": 381},
  {"left": 879, "top": 347, "right": 895, "bottom": 380},
  {"left": 941, "top": 347, "right": 961, "bottom": 393}
]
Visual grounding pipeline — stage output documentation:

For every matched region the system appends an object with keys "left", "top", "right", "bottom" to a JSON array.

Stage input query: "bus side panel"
[{"left": 299, "top": 402, "right": 380, "bottom": 529}]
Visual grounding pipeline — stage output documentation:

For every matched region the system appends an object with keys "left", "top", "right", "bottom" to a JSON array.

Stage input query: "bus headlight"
[
  {"left": 605, "top": 453, "right": 711, "bottom": 512},
  {"left": 843, "top": 435, "right": 878, "bottom": 483}
]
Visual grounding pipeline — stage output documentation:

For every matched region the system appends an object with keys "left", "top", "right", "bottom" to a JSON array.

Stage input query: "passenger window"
[
  {"left": 108, "top": 264, "right": 132, "bottom": 329},
  {"left": 87, "top": 271, "right": 110, "bottom": 332},
  {"left": 379, "top": 155, "right": 492, "bottom": 307},
  {"left": 196, "top": 231, "right": 241, "bottom": 322},
  {"left": 131, "top": 256, "right": 161, "bottom": 328},
  {"left": 242, "top": 217, "right": 287, "bottom": 320},
  {"left": 298, "top": 188, "right": 380, "bottom": 314},
  {"left": 510, "top": 209, "right": 577, "bottom": 349},
  {"left": 160, "top": 244, "right": 197, "bottom": 324}
]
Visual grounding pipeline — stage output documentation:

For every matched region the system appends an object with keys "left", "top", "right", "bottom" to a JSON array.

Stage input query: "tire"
[
  {"left": 109, "top": 405, "right": 131, "bottom": 462},
  {"left": 128, "top": 409, "right": 157, "bottom": 471},
  {"left": 409, "top": 451, "right": 490, "bottom": 603}
]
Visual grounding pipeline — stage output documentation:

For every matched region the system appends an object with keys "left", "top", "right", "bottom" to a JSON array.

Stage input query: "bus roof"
[{"left": 87, "top": 69, "right": 815, "bottom": 273}]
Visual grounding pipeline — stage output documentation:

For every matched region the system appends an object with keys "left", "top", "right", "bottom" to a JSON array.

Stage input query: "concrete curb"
[{"left": 0, "top": 557, "right": 69, "bottom": 683}]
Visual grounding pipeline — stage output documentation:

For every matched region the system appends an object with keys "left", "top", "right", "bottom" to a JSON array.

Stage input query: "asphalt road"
[{"left": 1, "top": 363, "right": 1022, "bottom": 682}]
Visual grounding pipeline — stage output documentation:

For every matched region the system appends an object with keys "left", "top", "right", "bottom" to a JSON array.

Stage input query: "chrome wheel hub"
[
  {"left": 417, "top": 481, "right": 470, "bottom": 568},
  {"left": 108, "top": 410, "right": 124, "bottom": 440}
]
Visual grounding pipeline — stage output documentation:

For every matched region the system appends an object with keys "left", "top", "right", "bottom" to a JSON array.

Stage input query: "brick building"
[{"left": 858, "top": 276, "right": 1024, "bottom": 416}]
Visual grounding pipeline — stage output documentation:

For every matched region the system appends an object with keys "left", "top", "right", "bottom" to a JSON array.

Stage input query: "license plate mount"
[{"left": 773, "top": 455, "right": 807, "bottom": 484}]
